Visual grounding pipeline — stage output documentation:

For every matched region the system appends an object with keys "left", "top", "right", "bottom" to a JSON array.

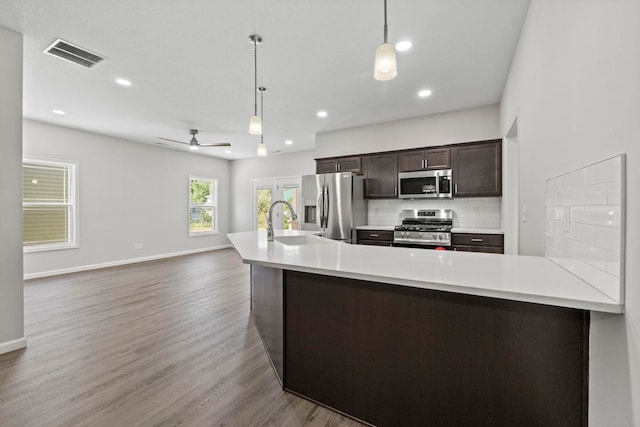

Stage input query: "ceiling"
[{"left": 0, "top": 0, "right": 530, "bottom": 160}]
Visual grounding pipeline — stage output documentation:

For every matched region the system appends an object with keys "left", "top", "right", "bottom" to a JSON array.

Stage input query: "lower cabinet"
[
  {"left": 284, "top": 270, "right": 589, "bottom": 427},
  {"left": 452, "top": 233, "right": 504, "bottom": 254},
  {"left": 356, "top": 230, "right": 394, "bottom": 246}
]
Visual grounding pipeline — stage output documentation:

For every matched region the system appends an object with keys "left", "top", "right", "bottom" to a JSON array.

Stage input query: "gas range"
[{"left": 393, "top": 209, "right": 453, "bottom": 247}]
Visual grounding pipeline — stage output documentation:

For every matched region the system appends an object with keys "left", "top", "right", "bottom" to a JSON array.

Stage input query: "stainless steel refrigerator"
[{"left": 300, "top": 172, "right": 367, "bottom": 243}]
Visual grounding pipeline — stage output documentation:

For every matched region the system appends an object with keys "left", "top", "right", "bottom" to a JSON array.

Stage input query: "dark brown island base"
[{"left": 251, "top": 265, "right": 589, "bottom": 427}]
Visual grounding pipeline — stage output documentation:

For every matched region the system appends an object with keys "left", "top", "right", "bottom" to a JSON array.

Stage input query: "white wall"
[
  {"left": 500, "top": 1, "right": 639, "bottom": 424},
  {"left": 229, "top": 150, "right": 316, "bottom": 232},
  {"left": 23, "top": 120, "right": 231, "bottom": 277},
  {"left": 315, "top": 104, "right": 500, "bottom": 158},
  {"left": 0, "top": 26, "right": 25, "bottom": 354}
]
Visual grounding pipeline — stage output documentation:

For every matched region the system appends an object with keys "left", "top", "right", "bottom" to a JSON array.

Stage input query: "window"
[
  {"left": 23, "top": 159, "right": 77, "bottom": 252},
  {"left": 189, "top": 176, "right": 217, "bottom": 236}
]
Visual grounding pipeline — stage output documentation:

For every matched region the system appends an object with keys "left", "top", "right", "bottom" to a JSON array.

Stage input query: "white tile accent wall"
[
  {"left": 545, "top": 155, "right": 625, "bottom": 302},
  {"left": 367, "top": 197, "right": 502, "bottom": 229}
]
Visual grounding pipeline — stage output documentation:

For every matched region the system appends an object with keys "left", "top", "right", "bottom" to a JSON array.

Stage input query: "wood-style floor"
[{"left": 0, "top": 249, "right": 364, "bottom": 427}]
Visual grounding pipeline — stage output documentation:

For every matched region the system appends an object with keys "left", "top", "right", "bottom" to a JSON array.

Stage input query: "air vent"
[{"left": 44, "top": 39, "right": 105, "bottom": 68}]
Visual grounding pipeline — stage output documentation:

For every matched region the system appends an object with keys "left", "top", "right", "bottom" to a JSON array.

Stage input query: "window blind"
[{"left": 23, "top": 161, "right": 74, "bottom": 247}]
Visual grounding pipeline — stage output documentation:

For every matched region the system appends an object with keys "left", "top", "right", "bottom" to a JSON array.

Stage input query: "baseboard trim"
[
  {"left": 0, "top": 337, "right": 27, "bottom": 355},
  {"left": 24, "top": 245, "right": 233, "bottom": 280}
]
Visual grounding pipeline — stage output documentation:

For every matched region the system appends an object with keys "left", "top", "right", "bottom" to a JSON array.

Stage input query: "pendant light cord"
[
  {"left": 253, "top": 40, "right": 258, "bottom": 116},
  {"left": 383, "top": 0, "right": 388, "bottom": 43}
]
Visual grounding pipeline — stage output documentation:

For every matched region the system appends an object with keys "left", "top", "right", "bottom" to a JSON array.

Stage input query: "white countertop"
[
  {"left": 227, "top": 230, "right": 623, "bottom": 314},
  {"left": 451, "top": 228, "right": 504, "bottom": 234},
  {"left": 356, "top": 225, "right": 396, "bottom": 231}
]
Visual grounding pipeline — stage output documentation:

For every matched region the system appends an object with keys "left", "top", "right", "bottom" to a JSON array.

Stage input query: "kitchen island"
[{"left": 228, "top": 230, "right": 622, "bottom": 426}]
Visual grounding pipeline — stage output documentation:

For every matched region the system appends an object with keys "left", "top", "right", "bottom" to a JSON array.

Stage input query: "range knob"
[
  {"left": 438, "top": 234, "right": 444, "bottom": 241},
  {"left": 418, "top": 232, "right": 423, "bottom": 238}
]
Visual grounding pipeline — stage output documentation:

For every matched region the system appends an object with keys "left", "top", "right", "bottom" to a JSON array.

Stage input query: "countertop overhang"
[{"left": 227, "top": 230, "right": 623, "bottom": 313}]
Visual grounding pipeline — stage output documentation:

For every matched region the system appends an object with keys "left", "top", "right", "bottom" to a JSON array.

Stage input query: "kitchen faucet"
[{"left": 267, "top": 200, "right": 298, "bottom": 241}]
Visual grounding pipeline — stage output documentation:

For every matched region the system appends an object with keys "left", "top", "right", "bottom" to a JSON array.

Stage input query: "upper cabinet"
[
  {"left": 316, "top": 156, "right": 362, "bottom": 174},
  {"left": 398, "top": 147, "right": 451, "bottom": 172},
  {"left": 364, "top": 152, "right": 398, "bottom": 199},
  {"left": 315, "top": 139, "right": 502, "bottom": 199},
  {"left": 451, "top": 140, "right": 502, "bottom": 197}
]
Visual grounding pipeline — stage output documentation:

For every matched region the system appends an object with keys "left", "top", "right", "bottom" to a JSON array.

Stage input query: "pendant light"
[
  {"left": 257, "top": 87, "right": 267, "bottom": 156},
  {"left": 248, "top": 35, "right": 263, "bottom": 135},
  {"left": 374, "top": 0, "right": 397, "bottom": 81}
]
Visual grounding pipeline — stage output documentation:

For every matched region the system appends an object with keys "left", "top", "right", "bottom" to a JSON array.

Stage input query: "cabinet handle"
[
  {"left": 394, "top": 186, "right": 397, "bottom": 195},
  {"left": 421, "top": 159, "right": 425, "bottom": 169},
  {"left": 337, "top": 163, "right": 340, "bottom": 172},
  {"left": 370, "top": 234, "right": 379, "bottom": 237},
  {"left": 424, "top": 158, "right": 428, "bottom": 168},
  {"left": 471, "top": 238, "right": 483, "bottom": 242},
  {"left": 455, "top": 184, "right": 458, "bottom": 193}
]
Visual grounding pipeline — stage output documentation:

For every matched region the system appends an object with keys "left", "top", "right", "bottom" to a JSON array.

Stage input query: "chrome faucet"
[{"left": 267, "top": 200, "right": 298, "bottom": 241}]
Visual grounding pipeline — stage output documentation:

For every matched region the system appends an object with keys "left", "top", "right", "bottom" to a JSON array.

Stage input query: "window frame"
[
  {"left": 22, "top": 158, "right": 78, "bottom": 253},
  {"left": 188, "top": 175, "right": 218, "bottom": 237}
]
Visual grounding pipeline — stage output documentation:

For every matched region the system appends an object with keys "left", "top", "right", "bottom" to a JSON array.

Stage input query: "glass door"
[{"left": 251, "top": 177, "right": 301, "bottom": 231}]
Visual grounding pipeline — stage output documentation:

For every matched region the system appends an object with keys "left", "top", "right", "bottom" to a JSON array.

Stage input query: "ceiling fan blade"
[
  {"left": 198, "top": 143, "right": 232, "bottom": 147},
  {"left": 157, "top": 137, "right": 187, "bottom": 145}
]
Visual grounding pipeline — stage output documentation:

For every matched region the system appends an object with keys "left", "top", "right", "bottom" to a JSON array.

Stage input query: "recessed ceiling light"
[
  {"left": 225, "top": 149, "right": 232, "bottom": 154},
  {"left": 285, "top": 140, "right": 293, "bottom": 145},
  {"left": 396, "top": 40, "right": 412, "bottom": 51},
  {"left": 52, "top": 109, "right": 66, "bottom": 115},
  {"left": 115, "top": 78, "right": 132, "bottom": 86},
  {"left": 418, "top": 89, "right": 432, "bottom": 98},
  {"left": 317, "top": 111, "right": 328, "bottom": 118}
]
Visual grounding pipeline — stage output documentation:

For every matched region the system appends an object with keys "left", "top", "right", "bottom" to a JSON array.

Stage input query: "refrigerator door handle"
[
  {"left": 323, "top": 186, "right": 330, "bottom": 228},
  {"left": 316, "top": 187, "right": 324, "bottom": 229}
]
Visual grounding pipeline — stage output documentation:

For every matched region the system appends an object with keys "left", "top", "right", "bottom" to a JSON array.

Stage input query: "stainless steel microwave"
[{"left": 398, "top": 169, "right": 453, "bottom": 199}]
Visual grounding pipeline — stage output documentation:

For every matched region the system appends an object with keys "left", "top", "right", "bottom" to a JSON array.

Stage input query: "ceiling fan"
[{"left": 157, "top": 129, "right": 231, "bottom": 148}]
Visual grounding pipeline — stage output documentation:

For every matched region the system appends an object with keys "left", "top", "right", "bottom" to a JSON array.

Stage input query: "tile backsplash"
[
  {"left": 545, "top": 154, "right": 625, "bottom": 302},
  {"left": 367, "top": 197, "right": 502, "bottom": 229}
]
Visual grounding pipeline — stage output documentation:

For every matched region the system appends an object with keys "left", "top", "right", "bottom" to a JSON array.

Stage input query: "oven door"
[{"left": 398, "top": 171, "right": 438, "bottom": 199}]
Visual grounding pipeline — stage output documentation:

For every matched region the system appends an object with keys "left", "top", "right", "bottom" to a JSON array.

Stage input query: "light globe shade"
[
  {"left": 257, "top": 142, "right": 268, "bottom": 157},
  {"left": 374, "top": 43, "right": 398, "bottom": 81},
  {"left": 249, "top": 115, "right": 262, "bottom": 135}
]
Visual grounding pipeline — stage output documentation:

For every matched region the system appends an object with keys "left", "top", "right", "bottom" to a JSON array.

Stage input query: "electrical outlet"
[
  {"left": 521, "top": 206, "right": 527, "bottom": 222},
  {"left": 133, "top": 243, "right": 143, "bottom": 250}
]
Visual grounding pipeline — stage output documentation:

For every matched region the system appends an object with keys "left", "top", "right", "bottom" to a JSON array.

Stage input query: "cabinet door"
[
  {"left": 357, "top": 230, "right": 394, "bottom": 243},
  {"left": 453, "top": 245, "right": 504, "bottom": 254},
  {"left": 316, "top": 159, "right": 338, "bottom": 174},
  {"left": 364, "top": 152, "right": 398, "bottom": 199},
  {"left": 452, "top": 140, "right": 502, "bottom": 197},
  {"left": 425, "top": 148, "right": 451, "bottom": 170},
  {"left": 337, "top": 156, "right": 362, "bottom": 174},
  {"left": 398, "top": 150, "right": 425, "bottom": 172}
]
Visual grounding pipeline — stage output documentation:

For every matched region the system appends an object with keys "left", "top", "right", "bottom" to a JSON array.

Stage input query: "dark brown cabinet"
[
  {"left": 316, "top": 156, "right": 362, "bottom": 174},
  {"left": 452, "top": 233, "right": 504, "bottom": 254},
  {"left": 364, "top": 152, "right": 398, "bottom": 199},
  {"left": 356, "top": 230, "right": 394, "bottom": 246},
  {"left": 451, "top": 140, "right": 502, "bottom": 197},
  {"left": 398, "top": 147, "right": 451, "bottom": 172}
]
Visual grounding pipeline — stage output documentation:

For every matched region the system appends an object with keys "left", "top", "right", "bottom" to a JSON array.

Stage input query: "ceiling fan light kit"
[
  {"left": 374, "top": 0, "right": 398, "bottom": 81},
  {"left": 248, "top": 34, "right": 263, "bottom": 135}
]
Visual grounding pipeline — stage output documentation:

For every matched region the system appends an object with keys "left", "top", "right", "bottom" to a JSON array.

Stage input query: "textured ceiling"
[{"left": 0, "top": 0, "right": 530, "bottom": 159}]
